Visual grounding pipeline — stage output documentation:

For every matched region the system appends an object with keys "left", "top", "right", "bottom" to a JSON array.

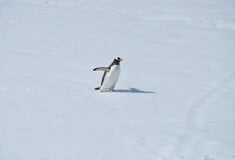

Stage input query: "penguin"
[{"left": 93, "top": 57, "right": 123, "bottom": 92}]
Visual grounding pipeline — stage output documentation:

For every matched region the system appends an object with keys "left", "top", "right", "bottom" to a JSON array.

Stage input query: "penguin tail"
[{"left": 94, "top": 87, "right": 100, "bottom": 90}]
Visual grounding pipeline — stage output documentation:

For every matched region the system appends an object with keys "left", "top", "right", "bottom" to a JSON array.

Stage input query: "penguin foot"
[{"left": 100, "top": 88, "right": 112, "bottom": 92}]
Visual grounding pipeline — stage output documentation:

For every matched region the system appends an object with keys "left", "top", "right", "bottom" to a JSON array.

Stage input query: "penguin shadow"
[{"left": 113, "top": 88, "right": 156, "bottom": 94}]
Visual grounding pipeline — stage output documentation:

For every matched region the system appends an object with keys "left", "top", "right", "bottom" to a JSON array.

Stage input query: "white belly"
[{"left": 100, "top": 65, "right": 120, "bottom": 92}]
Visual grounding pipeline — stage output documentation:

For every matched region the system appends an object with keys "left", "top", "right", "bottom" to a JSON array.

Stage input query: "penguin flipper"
[{"left": 93, "top": 67, "right": 109, "bottom": 72}]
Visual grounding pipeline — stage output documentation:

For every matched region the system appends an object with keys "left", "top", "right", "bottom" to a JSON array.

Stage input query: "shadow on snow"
[{"left": 113, "top": 88, "right": 156, "bottom": 94}]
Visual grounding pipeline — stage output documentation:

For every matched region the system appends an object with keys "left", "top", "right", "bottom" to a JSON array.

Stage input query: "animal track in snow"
[
  {"left": 167, "top": 71, "right": 235, "bottom": 159},
  {"left": 139, "top": 14, "right": 235, "bottom": 31},
  {"left": 0, "top": 18, "right": 22, "bottom": 24},
  {"left": 43, "top": 0, "right": 113, "bottom": 10}
]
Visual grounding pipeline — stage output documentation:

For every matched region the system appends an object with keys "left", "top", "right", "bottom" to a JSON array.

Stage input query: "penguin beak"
[{"left": 119, "top": 58, "right": 124, "bottom": 61}]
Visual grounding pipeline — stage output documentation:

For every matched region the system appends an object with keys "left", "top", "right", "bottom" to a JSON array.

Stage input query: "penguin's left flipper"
[{"left": 93, "top": 67, "right": 109, "bottom": 72}]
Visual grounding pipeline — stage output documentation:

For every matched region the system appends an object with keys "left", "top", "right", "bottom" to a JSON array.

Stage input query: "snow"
[{"left": 0, "top": 0, "right": 235, "bottom": 159}]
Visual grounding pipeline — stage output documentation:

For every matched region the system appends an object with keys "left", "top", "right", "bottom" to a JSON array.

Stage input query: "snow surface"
[{"left": 0, "top": 0, "right": 235, "bottom": 159}]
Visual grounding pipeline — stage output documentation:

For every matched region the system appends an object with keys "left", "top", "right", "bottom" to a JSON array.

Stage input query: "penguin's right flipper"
[
  {"left": 93, "top": 67, "right": 109, "bottom": 72},
  {"left": 94, "top": 87, "right": 100, "bottom": 90}
]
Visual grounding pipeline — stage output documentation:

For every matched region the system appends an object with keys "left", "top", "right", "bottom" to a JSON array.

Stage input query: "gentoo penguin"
[{"left": 93, "top": 57, "right": 123, "bottom": 92}]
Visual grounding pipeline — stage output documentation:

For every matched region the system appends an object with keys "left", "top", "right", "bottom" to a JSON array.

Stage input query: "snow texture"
[{"left": 0, "top": 0, "right": 235, "bottom": 160}]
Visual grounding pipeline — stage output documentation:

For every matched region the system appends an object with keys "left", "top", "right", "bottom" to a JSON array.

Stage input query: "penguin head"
[
  {"left": 117, "top": 57, "right": 123, "bottom": 61},
  {"left": 113, "top": 57, "right": 123, "bottom": 65}
]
